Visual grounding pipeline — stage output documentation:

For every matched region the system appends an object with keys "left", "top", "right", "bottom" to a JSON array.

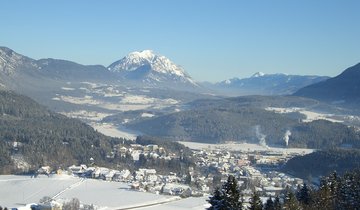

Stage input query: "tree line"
[{"left": 207, "top": 170, "right": 360, "bottom": 210}]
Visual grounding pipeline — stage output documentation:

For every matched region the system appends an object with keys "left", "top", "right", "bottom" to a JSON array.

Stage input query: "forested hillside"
[
  {"left": 127, "top": 97, "right": 360, "bottom": 149},
  {"left": 283, "top": 149, "right": 360, "bottom": 178},
  {"left": 0, "top": 91, "right": 115, "bottom": 173}
]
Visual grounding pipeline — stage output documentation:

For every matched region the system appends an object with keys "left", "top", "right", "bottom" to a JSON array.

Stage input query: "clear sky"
[{"left": 1, "top": 0, "right": 359, "bottom": 82}]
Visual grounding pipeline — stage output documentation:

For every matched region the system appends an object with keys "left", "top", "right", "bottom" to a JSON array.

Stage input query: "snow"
[
  {"left": 251, "top": 72, "right": 265, "bottom": 77},
  {"left": 58, "top": 95, "right": 100, "bottom": 105},
  {"left": 60, "top": 110, "right": 111, "bottom": 122},
  {"left": 141, "top": 113, "right": 155, "bottom": 118},
  {"left": 0, "top": 175, "right": 207, "bottom": 210},
  {"left": 265, "top": 107, "right": 344, "bottom": 123},
  {"left": 137, "top": 196, "right": 209, "bottom": 210},
  {"left": 179, "top": 141, "right": 314, "bottom": 154},
  {"left": 56, "top": 178, "right": 176, "bottom": 209},
  {"left": 0, "top": 174, "right": 79, "bottom": 207},
  {"left": 90, "top": 122, "right": 140, "bottom": 140},
  {"left": 108, "top": 50, "right": 196, "bottom": 85},
  {"left": 120, "top": 94, "right": 178, "bottom": 105},
  {"left": 224, "top": 79, "right": 231, "bottom": 84},
  {"left": 55, "top": 93, "right": 178, "bottom": 112},
  {"left": 61, "top": 87, "right": 75, "bottom": 91}
]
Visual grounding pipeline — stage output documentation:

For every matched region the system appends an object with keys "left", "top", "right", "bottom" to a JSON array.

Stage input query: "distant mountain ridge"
[
  {"left": 108, "top": 50, "right": 198, "bottom": 88},
  {"left": 0, "top": 47, "right": 200, "bottom": 92},
  {"left": 294, "top": 63, "right": 360, "bottom": 106},
  {"left": 207, "top": 72, "right": 329, "bottom": 96}
]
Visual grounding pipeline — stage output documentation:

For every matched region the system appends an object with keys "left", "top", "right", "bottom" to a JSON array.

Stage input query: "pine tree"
[
  {"left": 273, "top": 196, "right": 282, "bottom": 210},
  {"left": 207, "top": 188, "right": 224, "bottom": 210},
  {"left": 284, "top": 191, "right": 301, "bottom": 210},
  {"left": 207, "top": 175, "right": 243, "bottom": 210},
  {"left": 222, "top": 175, "right": 243, "bottom": 209},
  {"left": 264, "top": 196, "right": 274, "bottom": 210},
  {"left": 249, "top": 191, "right": 263, "bottom": 210},
  {"left": 297, "top": 183, "right": 311, "bottom": 206}
]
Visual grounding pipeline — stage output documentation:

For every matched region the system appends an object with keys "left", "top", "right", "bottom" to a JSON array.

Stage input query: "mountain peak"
[
  {"left": 251, "top": 72, "right": 265, "bottom": 78},
  {"left": 0, "top": 47, "right": 36, "bottom": 74},
  {"left": 125, "top": 50, "right": 156, "bottom": 64},
  {"left": 108, "top": 50, "right": 197, "bottom": 87}
]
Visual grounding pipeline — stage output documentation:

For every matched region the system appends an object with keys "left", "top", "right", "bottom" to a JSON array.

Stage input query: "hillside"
[
  {"left": 294, "top": 63, "right": 360, "bottom": 106},
  {"left": 122, "top": 96, "right": 359, "bottom": 149},
  {"left": 283, "top": 149, "right": 360, "bottom": 178},
  {"left": 0, "top": 90, "right": 116, "bottom": 174}
]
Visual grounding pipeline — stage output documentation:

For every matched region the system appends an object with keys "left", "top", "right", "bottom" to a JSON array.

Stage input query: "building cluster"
[
  {"left": 36, "top": 144, "right": 308, "bottom": 199},
  {"left": 111, "top": 143, "right": 171, "bottom": 161},
  {"left": 191, "top": 147, "right": 306, "bottom": 197}
]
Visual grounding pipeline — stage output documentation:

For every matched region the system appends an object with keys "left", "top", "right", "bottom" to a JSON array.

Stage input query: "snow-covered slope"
[
  {"left": 0, "top": 46, "right": 37, "bottom": 75},
  {"left": 108, "top": 50, "right": 198, "bottom": 87}
]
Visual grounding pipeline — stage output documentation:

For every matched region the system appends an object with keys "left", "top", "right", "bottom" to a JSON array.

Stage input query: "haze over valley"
[{"left": 1, "top": 1, "right": 360, "bottom": 209}]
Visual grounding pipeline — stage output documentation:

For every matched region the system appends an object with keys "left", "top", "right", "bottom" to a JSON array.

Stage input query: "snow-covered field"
[
  {"left": 179, "top": 142, "right": 314, "bottom": 154},
  {"left": 265, "top": 107, "right": 343, "bottom": 123},
  {"left": 90, "top": 122, "right": 140, "bottom": 140},
  {"left": 0, "top": 174, "right": 79, "bottom": 208},
  {"left": 61, "top": 110, "right": 112, "bottom": 122},
  {"left": 0, "top": 175, "right": 208, "bottom": 210}
]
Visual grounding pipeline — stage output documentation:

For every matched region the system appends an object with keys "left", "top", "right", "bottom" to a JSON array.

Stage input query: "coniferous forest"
[{"left": 208, "top": 170, "right": 360, "bottom": 210}]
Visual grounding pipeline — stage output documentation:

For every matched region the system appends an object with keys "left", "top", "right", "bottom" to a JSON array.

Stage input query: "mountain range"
[
  {"left": 1, "top": 46, "right": 360, "bottom": 165},
  {"left": 0, "top": 47, "right": 198, "bottom": 90},
  {"left": 0, "top": 46, "right": 333, "bottom": 97},
  {"left": 205, "top": 72, "right": 329, "bottom": 96}
]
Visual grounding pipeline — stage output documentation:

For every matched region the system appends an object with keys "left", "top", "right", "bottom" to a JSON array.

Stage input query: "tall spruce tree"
[
  {"left": 249, "top": 191, "right": 263, "bottom": 210},
  {"left": 207, "top": 175, "right": 243, "bottom": 209},
  {"left": 297, "top": 183, "right": 311, "bottom": 206},
  {"left": 263, "top": 196, "right": 274, "bottom": 210},
  {"left": 284, "top": 191, "right": 301, "bottom": 210},
  {"left": 273, "top": 196, "right": 282, "bottom": 210}
]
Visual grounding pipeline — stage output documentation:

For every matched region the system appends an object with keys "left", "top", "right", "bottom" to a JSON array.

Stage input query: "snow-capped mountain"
[
  {"left": 108, "top": 50, "right": 198, "bottom": 87},
  {"left": 251, "top": 72, "right": 266, "bottom": 78},
  {"left": 208, "top": 73, "right": 329, "bottom": 96},
  {"left": 0, "top": 47, "right": 37, "bottom": 75}
]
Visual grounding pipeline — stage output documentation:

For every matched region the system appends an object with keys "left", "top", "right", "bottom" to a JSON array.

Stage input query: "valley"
[{"left": 1, "top": 46, "right": 360, "bottom": 209}]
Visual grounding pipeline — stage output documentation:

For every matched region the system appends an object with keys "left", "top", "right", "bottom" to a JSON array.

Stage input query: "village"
[{"left": 36, "top": 142, "right": 311, "bottom": 200}]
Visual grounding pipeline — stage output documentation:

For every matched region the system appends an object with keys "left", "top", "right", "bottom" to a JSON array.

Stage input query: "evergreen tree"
[
  {"left": 284, "top": 191, "right": 301, "bottom": 210},
  {"left": 297, "top": 183, "right": 311, "bottom": 206},
  {"left": 207, "top": 175, "right": 243, "bottom": 210},
  {"left": 263, "top": 196, "right": 274, "bottom": 210},
  {"left": 207, "top": 188, "right": 224, "bottom": 210},
  {"left": 314, "top": 178, "right": 333, "bottom": 210},
  {"left": 222, "top": 175, "right": 242, "bottom": 209},
  {"left": 273, "top": 196, "right": 282, "bottom": 210},
  {"left": 249, "top": 191, "right": 263, "bottom": 210}
]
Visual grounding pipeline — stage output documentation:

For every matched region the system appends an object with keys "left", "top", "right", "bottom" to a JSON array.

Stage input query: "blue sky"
[{"left": 1, "top": 0, "right": 359, "bottom": 82}]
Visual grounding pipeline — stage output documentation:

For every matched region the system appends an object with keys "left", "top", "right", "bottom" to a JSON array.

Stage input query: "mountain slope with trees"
[
  {"left": 126, "top": 96, "right": 359, "bottom": 149},
  {"left": 0, "top": 90, "right": 117, "bottom": 173},
  {"left": 294, "top": 62, "right": 360, "bottom": 107}
]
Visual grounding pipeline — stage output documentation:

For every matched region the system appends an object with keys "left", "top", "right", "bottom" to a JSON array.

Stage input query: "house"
[
  {"left": 162, "top": 183, "right": 191, "bottom": 196},
  {"left": 114, "top": 169, "right": 132, "bottom": 182},
  {"left": 37, "top": 166, "right": 51, "bottom": 175},
  {"left": 68, "top": 164, "right": 87, "bottom": 175}
]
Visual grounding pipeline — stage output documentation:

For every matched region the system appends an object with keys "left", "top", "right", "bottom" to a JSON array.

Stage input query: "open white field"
[
  {"left": 0, "top": 175, "right": 208, "bottom": 210},
  {"left": 265, "top": 107, "right": 343, "bottom": 123},
  {"left": 90, "top": 122, "right": 140, "bottom": 140},
  {"left": 0, "top": 174, "right": 79, "bottom": 207},
  {"left": 137, "top": 196, "right": 209, "bottom": 210},
  {"left": 179, "top": 141, "right": 315, "bottom": 154}
]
